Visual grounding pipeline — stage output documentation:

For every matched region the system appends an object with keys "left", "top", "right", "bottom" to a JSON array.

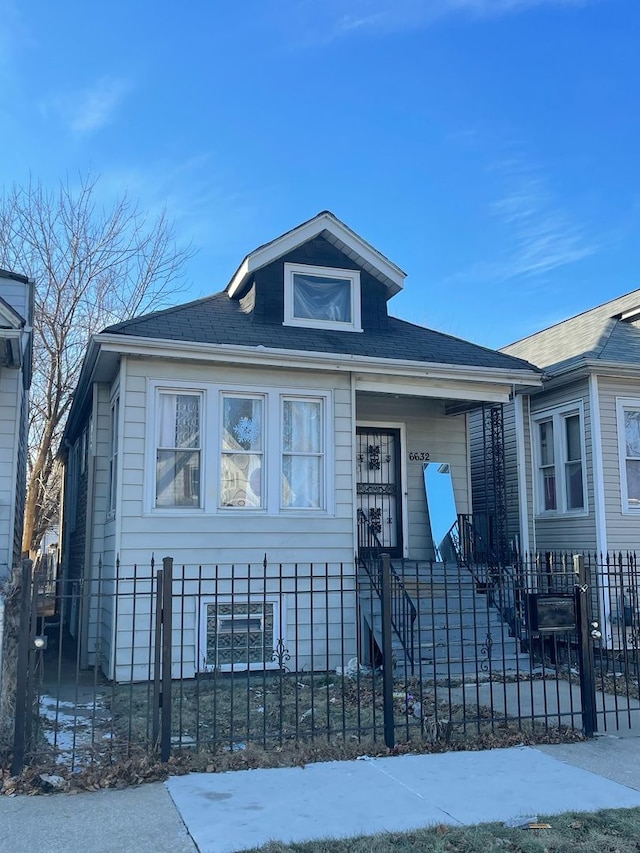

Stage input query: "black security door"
[{"left": 356, "top": 427, "right": 403, "bottom": 557}]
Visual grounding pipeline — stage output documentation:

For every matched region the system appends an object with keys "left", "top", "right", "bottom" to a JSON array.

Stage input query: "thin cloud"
[
  {"left": 294, "top": 0, "right": 598, "bottom": 42},
  {"left": 46, "top": 76, "right": 133, "bottom": 135}
]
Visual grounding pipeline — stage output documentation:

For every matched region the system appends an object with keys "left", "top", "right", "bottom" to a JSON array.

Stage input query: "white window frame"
[
  {"left": 283, "top": 262, "right": 362, "bottom": 332},
  {"left": 616, "top": 397, "right": 640, "bottom": 514},
  {"left": 145, "top": 380, "right": 333, "bottom": 516},
  {"left": 532, "top": 401, "right": 587, "bottom": 517},
  {"left": 219, "top": 392, "right": 266, "bottom": 510},
  {"left": 153, "top": 388, "right": 204, "bottom": 511},
  {"left": 198, "top": 595, "right": 283, "bottom": 672},
  {"left": 280, "top": 395, "right": 327, "bottom": 511}
]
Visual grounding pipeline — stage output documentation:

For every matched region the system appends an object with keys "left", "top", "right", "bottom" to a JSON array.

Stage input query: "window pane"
[
  {"left": 223, "top": 397, "right": 263, "bottom": 451},
  {"left": 539, "top": 421, "right": 554, "bottom": 465},
  {"left": 293, "top": 273, "right": 351, "bottom": 322},
  {"left": 156, "top": 450, "right": 200, "bottom": 506},
  {"left": 282, "top": 455, "right": 321, "bottom": 508},
  {"left": 205, "top": 602, "right": 274, "bottom": 668},
  {"left": 283, "top": 400, "right": 322, "bottom": 452},
  {"left": 565, "top": 415, "right": 582, "bottom": 462},
  {"left": 159, "top": 394, "right": 200, "bottom": 449},
  {"left": 221, "top": 453, "right": 263, "bottom": 507},
  {"left": 627, "top": 460, "right": 640, "bottom": 506},
  {"left": 543, "top": 468, "right": 556, "bottom": 510},
  {"left": 565, "top": 461, "right": 584, "bottom": 509},
  {"left": 625, "top": 410, "right": 640, "bottom": 458}
]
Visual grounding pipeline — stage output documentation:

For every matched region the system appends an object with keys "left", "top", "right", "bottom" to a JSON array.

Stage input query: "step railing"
[{"left": 358, "top": 550, "right": 417, "bottom": 666}]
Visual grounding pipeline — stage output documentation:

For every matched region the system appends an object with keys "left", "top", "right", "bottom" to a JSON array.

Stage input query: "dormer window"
[{"left": 284, "top": 263, "right": 362, "bottom": 332}]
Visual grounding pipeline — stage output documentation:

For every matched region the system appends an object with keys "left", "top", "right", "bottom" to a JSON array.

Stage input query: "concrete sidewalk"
[{"left": 3, "top": 738, "right": 640, "bottom": 853}]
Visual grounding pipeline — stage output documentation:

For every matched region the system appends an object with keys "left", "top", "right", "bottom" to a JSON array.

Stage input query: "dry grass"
[{"left": 247, "top": 807, "right": 640, "bottom": 852}]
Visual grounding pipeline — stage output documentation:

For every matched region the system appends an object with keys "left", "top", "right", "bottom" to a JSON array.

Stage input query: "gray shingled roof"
[
  {"left": 104, "top": 291, "right": 538, "bottom": 373},
  {"left": 502, "top": 289, "right": 640, "bottom": 373}
]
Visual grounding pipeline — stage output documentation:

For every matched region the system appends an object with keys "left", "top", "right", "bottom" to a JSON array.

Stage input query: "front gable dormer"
[{"left": 226, "top": 211, "right": 406, "bottom": 333}]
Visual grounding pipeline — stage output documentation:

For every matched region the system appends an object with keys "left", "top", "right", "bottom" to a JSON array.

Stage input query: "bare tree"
[{"left": 0, "top": 174, "right": 193, "bottom": 554}]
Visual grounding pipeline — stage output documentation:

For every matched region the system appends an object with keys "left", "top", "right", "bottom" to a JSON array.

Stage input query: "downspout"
[
  {"left": 79, "top": 389, "right": 99, "bottom": 669},
  {"left": 588, "top": 373, "right": 611, "bottom": 647},
  {"left": 514, "top": 393, "right": 531, "bottom": 559}
]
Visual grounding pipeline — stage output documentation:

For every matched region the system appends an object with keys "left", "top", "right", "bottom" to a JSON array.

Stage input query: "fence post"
[
  {"left": 380, "top": 553, "right": 395, "bottom": 749},
  {"left": 152, "top": 567, "right": 163, "bottom": 750},
  {"left": 574, "top": 554, "right": 597, "bottom": 737},
  {"left": 160, "top": 556, "right": 173, "bottom": 762},
  {"left": 11, "top": 559, "right": 33, "bottom": 776}
]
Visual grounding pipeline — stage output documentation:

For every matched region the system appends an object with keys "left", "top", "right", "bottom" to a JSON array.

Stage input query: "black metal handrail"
[{"left": 358, "top": 551, "right": 417, "bottom": 666}]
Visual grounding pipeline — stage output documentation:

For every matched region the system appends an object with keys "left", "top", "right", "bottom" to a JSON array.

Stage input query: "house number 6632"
[{"left": 408, "top": 452, "right": 430, "bottom": 461}]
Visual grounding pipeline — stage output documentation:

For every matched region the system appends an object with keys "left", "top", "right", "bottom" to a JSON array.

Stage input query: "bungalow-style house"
[
  {"left": 59, "top": 212, "right": 541, "bottom": 681},
  {"left": 482, "top": 290, "right": 640, "bottom": 646}
]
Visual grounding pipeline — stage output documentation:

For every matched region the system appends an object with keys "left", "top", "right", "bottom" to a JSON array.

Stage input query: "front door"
[{"left": 356, "top": 427, "right": 403, "bottom": 557}]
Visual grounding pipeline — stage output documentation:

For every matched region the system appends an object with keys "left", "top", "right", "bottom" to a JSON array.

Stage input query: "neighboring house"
[
  {"left": 473, "top": 290, "right": 640, "bottom": 646},
  {"left": 0, "top": 269, "right": 33, "bottom": 712},
  {"left": 59, "top": 212, "right": 540, "bottom": 680},
  {"left": 0, "top": 269, "right": 33, "bottom": 579}
]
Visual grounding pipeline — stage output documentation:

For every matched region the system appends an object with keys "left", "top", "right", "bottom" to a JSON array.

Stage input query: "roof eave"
[{"left": 226, "top": 212, "right": 406, "bottom": 299}]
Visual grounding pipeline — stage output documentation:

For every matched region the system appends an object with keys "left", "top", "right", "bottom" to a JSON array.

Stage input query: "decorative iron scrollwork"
[
  {"left": 369, "top": 507, "right": 382, "bottom": 534},
  {"left": 356, "top": 483, "right": 396, "bottom": 495},
  {"left": 272, "top": 638, "right": 291, "bottom": 672},
  {"left": 367, "top": 444, "right": 381, "bottom": 470},
  {"left": 480, "top": 633, "right": 494, "bottom": 672}
]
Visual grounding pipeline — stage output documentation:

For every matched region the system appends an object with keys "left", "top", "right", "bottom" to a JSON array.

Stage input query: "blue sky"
[{"left": 1, "top": 0, "right": 638, "bottom": 349}]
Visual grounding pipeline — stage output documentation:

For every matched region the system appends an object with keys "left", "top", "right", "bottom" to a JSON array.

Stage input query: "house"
[
  {"left": 476, "top": 290, "right": 640, "bottom": 646},
  {"left": 59, "top": 212, "right": 541, "bottom": 681},
  {"left": 0, "top": 269, "right": 33, "bottom": 579},
  {"left": 0, "top": 269, "right": 33, "bottom": 714}
]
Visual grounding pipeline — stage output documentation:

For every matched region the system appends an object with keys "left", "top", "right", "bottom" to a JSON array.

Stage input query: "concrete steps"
[{"left": 359, "top": 560, "right": 531, "bottom": 678}]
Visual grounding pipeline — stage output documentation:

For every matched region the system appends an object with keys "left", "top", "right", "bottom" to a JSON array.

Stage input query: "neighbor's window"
[
  {"left": 534, "top": 404, "right": 585, "bottom": 515},
  {"left": 220, "top": 395, "right": 264, "bottom": 508},
  {"left": 201, "top": 599, "right": 279, "bottom": 671},
  {"left": 281, "top": 397, "right": 324, "bottom": 509},
  {"left": 284, "top": 263, "right": 361, "bottom": 331},
  {"left": 156, "top": 391, "right": 201, "bottom": 507},
  {"left": 618, "top": 401, "right": 640, "bottom": 511}
]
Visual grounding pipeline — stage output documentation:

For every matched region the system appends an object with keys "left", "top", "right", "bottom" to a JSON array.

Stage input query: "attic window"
[{"left": 284, "top": 263, "right": 361, "bottom": 332}]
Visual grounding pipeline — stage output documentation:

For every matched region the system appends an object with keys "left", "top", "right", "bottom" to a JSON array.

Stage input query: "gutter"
[{"left": 95, "top": 332, "right": 543, "bottom": 387}]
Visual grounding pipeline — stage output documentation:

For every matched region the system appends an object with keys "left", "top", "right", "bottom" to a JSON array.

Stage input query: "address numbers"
[{"left": 408, "top": 452, "right": 430, "bottom": 461}]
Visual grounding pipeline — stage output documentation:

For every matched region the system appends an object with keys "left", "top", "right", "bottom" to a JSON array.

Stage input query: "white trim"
[
  {"left": 95, "top": 333, "right": 543, "bottom": 390},
  {"left": 198, "top": 594, "right": 284, "bottom": 672},
  {"left": 283, "top": 263, "right": 362, "bottom": 333},
  {"left": 589, "top": 376, "right": 607, "bottom": 552},
  {"left": 226, "top": 212, "right": 405, "bottom": 298},
  {"left": 514, "top": 394, "right": 531, "bottom": 558},
  {"left": 280, "top": 394, "right": 330, "bottom": 512},
  {"left": 356, "top": 420, "right": 409, "bottom": 559},
  {"left": 589, "top": 375, "right": 612, "bottom": 647},
  {"left": 615, "top": 396, "right": 640, "bottom": 514},
  {"left": 531, "top": 399, "right": 588, "bottom": 518},
  {"left": 355, "top": 376, "right": 512, "bottom": 403}
]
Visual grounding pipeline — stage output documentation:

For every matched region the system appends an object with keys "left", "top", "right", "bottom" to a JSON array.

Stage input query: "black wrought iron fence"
[{"left": 7, "top": 550, "right": 640, "bottom": 774}]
